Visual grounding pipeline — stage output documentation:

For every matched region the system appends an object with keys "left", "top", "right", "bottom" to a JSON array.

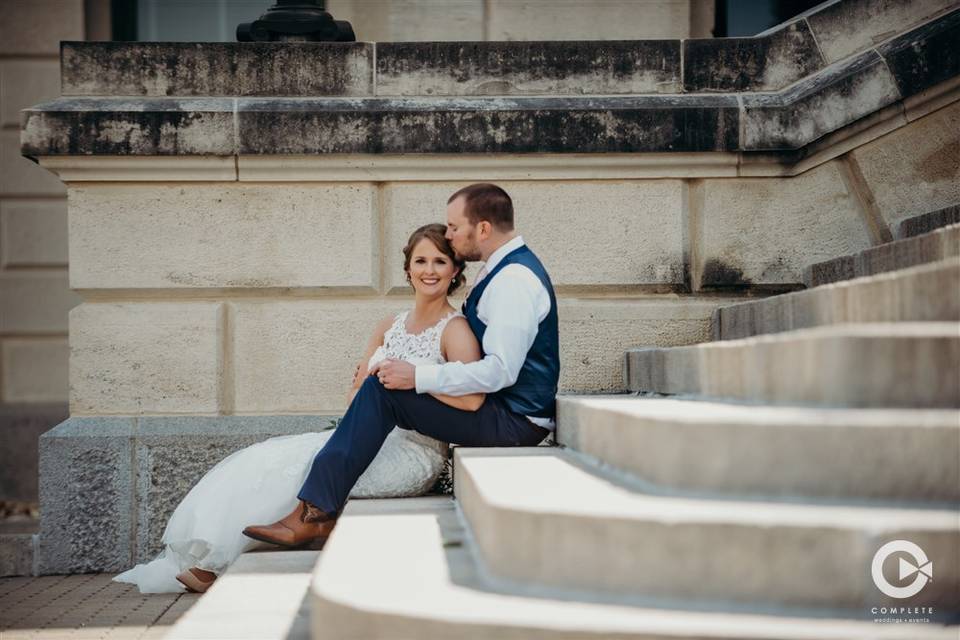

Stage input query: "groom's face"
[{"left": 446, "top": 196, "right": 482, "bottom": 262}]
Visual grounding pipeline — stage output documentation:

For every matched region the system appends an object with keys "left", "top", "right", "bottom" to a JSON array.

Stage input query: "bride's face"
[{"left": 407, "top": 238, "right": 459, "bottom": 297}]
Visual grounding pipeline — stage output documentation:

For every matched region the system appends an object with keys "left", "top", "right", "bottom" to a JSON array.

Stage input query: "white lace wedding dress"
[{"left": 114, "top": 310, "right": 459, "bottom": 593}]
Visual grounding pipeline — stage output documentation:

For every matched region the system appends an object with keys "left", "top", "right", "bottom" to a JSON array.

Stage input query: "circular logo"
[{"left": 871, "top": 540, "right": 933, "bottom": 599}]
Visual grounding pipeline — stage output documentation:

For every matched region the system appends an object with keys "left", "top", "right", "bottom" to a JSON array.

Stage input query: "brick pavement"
[{"left": 0, "top": 573, "right": 199, "bottom": 640}]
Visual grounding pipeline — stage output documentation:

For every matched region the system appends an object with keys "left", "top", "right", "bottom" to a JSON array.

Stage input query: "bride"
[{"left": 114, "top": 223, "right": 484, "bottom": 593}]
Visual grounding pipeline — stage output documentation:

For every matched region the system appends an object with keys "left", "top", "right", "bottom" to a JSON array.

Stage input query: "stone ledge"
[
  {"left": 55, "top": 2, "right": 956, "bottom": 98},
  {"left": 0, "top": 403, "right": 68, "bottom": 503},
  {"left": 804, "top": 223, "right": 960, "bottom": 287},
  {"left": 896, "top": 204, "right": 960, "bottom": 239},
  {"left": 878, "top": 8, "right": 960, "bottom": 100},
  {"left": 376, "top": 40, "right": 682, "bottom": 96},
  {"left": 237, "top": 96, "right": 740, "bottom": 154},
  {"left": 21, "top": 98, "right": 235, "bottom": 156},
  {"left": 38, "top": 415, "right": 339, "bottom": 574},
  {"left": 683, "top": 20, "right": 821, "bottom": 92},
  {"left": 0, "top": 533, "right": 34, "bottom": 577},
  {"left": 23, "top": 10, "right": 958, "bottom": 158},
  {"left": 62, "top": 41, "right": 374, "bottom": 97}
]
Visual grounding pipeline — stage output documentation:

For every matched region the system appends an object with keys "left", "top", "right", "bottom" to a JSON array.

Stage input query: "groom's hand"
[{"left": 369, "top": 359, "right": 416, "bottom": 390}]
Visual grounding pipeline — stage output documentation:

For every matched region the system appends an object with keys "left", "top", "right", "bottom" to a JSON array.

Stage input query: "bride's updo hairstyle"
[{"left": 403, "top": 223, "right": 466, "bottom": 295}]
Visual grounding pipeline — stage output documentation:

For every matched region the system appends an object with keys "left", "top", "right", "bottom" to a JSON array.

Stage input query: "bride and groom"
[{"left": 116, "top": 182, "right": 560, "bottom": 593}]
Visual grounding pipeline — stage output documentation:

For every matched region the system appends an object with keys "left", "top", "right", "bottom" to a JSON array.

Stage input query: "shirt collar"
[{"left": 478, "top": 236, "right": 525, "bottom": 282}]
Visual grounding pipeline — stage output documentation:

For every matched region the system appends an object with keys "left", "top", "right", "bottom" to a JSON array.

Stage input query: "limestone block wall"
[
  {"left": 63, "top": 178, "right": 748, "bottom": 416},
  {"left": 326, "top": 0, "right": 716, "bottom": 41},
  {"left": 0, "top": 0, "right": 87, "bottom": 406},
  {"left": 59, "top": 101, "right": 960, "bottom": 417}
]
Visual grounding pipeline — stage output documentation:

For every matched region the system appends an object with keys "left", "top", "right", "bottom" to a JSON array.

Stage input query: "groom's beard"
[
  {"left": 456, "top": 249, "right": 482, "bottom": 262},
  {"left": 455, "top": 236, "right": 482, "bottom": 262}
]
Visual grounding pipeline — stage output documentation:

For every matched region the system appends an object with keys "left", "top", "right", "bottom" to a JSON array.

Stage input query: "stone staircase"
[{"left": 292, "top": 207, "right": 959, "bottom": 637}]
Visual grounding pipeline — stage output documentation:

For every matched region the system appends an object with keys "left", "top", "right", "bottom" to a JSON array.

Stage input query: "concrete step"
[
  {"left": 804, "top": 224, "right": 959, "bottom": 287},
  {"left": 624, "top": 322, "right": 960, "bottom": 408},
  {"left": 556, "top": 395, "right": 960, "bottom": 503},
  {"left": 896, "top": 205, "right": 960, "bottom": 240},
  {"left": 712, "top": 259, "right": 959, "bottom": 341},
  {"left": 165, "top": 549, "right": 317, "bottom": 640},
  {"left": 0, "top": 532, "right": 35, "bottom": 578},
  {"left": 310, "top": 496, "right": 957, "bottom": 639},
  {"left": 454, "top": 448, "right": 960, "bottom": 613}
]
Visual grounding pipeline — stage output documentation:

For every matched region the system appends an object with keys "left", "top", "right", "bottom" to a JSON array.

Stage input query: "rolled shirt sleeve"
[{"left": 415, "top": 264, "right": 549, "bottom": 395}]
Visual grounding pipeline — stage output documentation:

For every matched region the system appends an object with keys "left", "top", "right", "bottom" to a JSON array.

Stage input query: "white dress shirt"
[{"left": 415, "top": 236, "right": 555, "bottom": 429}]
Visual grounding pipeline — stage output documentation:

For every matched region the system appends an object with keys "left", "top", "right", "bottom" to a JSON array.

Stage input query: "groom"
[{"left": 242, "top": 183, "right": 560, "bottom": 548}]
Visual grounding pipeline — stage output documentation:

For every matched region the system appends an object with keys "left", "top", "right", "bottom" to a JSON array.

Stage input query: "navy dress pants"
[{"left": 298, "top": 375, "right": 550, "bottom": 515}]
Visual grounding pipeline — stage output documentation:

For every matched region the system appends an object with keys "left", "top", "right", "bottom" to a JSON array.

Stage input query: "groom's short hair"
[{"left": 448, "top": 183, "right": 514, "bottom": 232}]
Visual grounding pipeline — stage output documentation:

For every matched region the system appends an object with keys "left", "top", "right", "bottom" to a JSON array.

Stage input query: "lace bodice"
[{"left": 368, "top": 310, "right": 461, "bottom": 370}]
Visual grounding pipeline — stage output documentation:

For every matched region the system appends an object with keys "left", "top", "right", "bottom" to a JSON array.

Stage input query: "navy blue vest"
[{"left": 462, "top": 245, "right": 560, "bottom": 419}]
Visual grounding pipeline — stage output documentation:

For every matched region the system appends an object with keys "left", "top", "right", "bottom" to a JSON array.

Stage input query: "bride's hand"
[
  {"left": 369, "top": 358, "right": 416, "bottom": 390},
  {"left": 351, "top": 361, "right": 368, "bottom": 389}
]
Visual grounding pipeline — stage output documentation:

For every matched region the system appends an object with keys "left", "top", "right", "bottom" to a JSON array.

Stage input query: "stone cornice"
[
  {"left": 21, "top": 6, "right": 959, "bottom": 161},
  {"left": 33, "top": 73, "right": 959, "bottom": 181}
]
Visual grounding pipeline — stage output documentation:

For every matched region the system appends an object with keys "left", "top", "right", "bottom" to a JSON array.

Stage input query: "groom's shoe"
[{"left": 242, "top": 500, "right": 337, "bottom": 550}]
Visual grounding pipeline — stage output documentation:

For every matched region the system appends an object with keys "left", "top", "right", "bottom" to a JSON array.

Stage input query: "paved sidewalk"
[{"left": 0, "top": 573, "right": 199, "bottom": 640}]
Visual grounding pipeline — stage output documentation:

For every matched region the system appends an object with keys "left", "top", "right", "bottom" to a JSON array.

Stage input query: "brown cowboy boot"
[{"left": 242, "top": 500, "right": 337, "bottom": 550}]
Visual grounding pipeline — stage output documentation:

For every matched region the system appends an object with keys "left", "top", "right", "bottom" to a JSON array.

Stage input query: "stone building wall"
[
  {"left": 326, "top": 0, "right": 715, "bottom": 41},
  {"left": 0, "top": 0, "right": 95, "bottom": 503}
]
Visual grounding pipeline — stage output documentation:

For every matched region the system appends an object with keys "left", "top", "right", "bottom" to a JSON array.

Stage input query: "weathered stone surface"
[
  {"left": 37, "top": 418, "right": 135, "bottom": 574},
  {"left": 1, "top": 131, "right": 65, "bottom": 196},
  {"left": 134, "top": 415, "right": 336, "bottom": 562},
  {"left": 21, "top": 98, "right": 235, "bottom": 156},
  {"left": 878, "top": 9, "right": 960, "bottom": 100},
  {"left": 232, "top": 297, "right": 725, "bottom": 411},
  {"left": 311, "top": 494, "right": 960, "bottom": 637},
  {"left": 897, "top": 204, "right": 960, "bottom": 239},
  {"left": 37, "top": 415, "right": 340, "bottom": 573},
  {"left": 232, "top": 299, "right": 409, "bottom": 414},
  {"left": 852, "top": 100, "right": 960, "bottom": 230},
  {"left": 0, "top": 534, "right": 34, "bottom": 577},
  {"left": 456, "top": 447, "right": 960, "bottom": 611},
  {"left": 625, "top": 323, "right": 960, "bottom": 408},
  {"left": 741, "top": 51, "right": 901, "bottom": 150},
  {"left": 67, "top": 183, "right": 379, "bottom": 290},
  {"left": 804, "top": 225, "right": 960, "bottom": 287},
  {"left": 169, "top": 548, "right": 318, "bottom": 640},
  {"left": 807, "top": 0, "right": 956, "bottom": 64},
  {"left": 0, "top": 403, "right": 67, "bottom": 503},
  {"left": 0, "top": 272, "right": 80, "bottom": 333},
  {"left": 376, "top": 41, "right": 681, "bottom": 96},
  {"left": 557, "top": 395, "right": 960, "bottom": 503},
  {"left": 382, "top": 181, "right": 686, "bottom": 292},
  {"left": 805, "top": 255, "right": 855, "bottom": 288},
  {"left": 237, "top": 96, "right": 740, "bottom": 154},
  {"left": 1, "top": 338, "right": 68, "bottom": 403},
  {"left": 69, "top": 303, "right": 222, "bottom": 415},
  {"left": 714, "top": 259, "right": 960, "bottom": 340},
  {"left": 0, "top": 199, "right": 68, "bottom": 267},
  {"left": 699, "top": 161, "right": 871, "bottom": 287},
  {"left": 559, "top": 298, "right": 725, "bottom": 393},
  {"left": 61, "top": 42, "right": 374, "bottom": 97},
  {"left": 683, "top": 21, "right": 822, "bottom": 92},
  {"left": 0, "top": 0, "right": 83, "bottom": 56},
  {"left": 0, "top": 59, "right": 60, "bottom": 127}
]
